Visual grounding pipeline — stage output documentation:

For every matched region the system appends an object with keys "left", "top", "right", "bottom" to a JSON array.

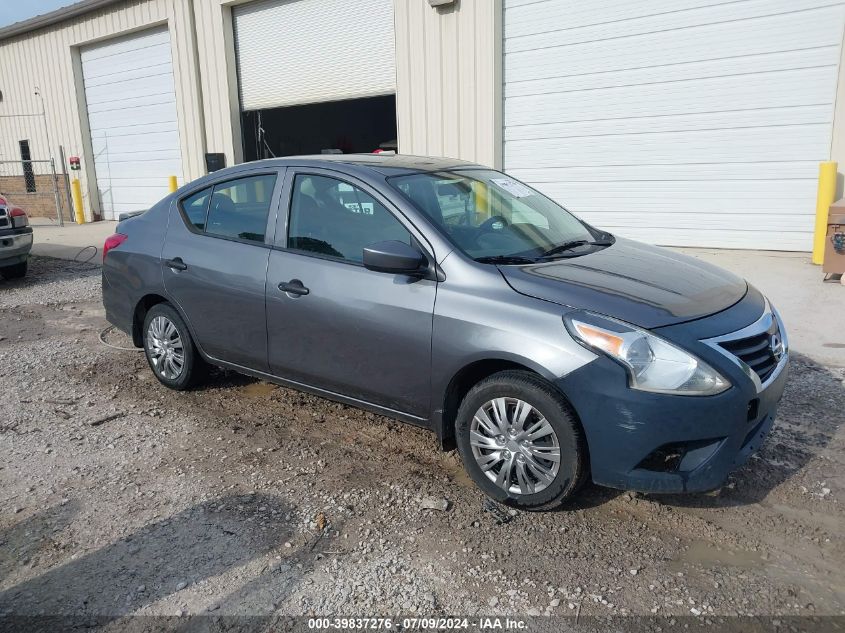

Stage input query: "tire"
[
  {"left": 142, "top": 303, "right": 206, "bottom": 390},
  {"left": 455, "top": 370, "right": 586, "bottom": 510},
  {"left": 0, "top": 261, "right": 27, "bottom": 280}
]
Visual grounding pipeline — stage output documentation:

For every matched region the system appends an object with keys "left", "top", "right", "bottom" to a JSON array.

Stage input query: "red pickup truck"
[{"left": 0, "top": 195, "right": 32, "bottom": 279}]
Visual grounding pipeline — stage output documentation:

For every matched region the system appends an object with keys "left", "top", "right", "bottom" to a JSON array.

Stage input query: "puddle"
[
  {"left": 243, "top": 381, "right": 277, "bottom": 397},
  {"left": 674, "top": 540, "right": 764, "bottom": 569},
  {"left": 442, "top": 457, "right": 476, "bottom": 490},
  {"left": 450, "top": 465, "right": 475, "bottom": 490}
]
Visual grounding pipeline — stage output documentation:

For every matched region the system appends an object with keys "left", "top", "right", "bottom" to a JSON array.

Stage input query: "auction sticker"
[{"left": 490, "top": 178, "right": 534, "bottom": 198}]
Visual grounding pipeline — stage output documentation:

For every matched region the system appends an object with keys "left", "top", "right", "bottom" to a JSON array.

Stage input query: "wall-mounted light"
[{"left": 428, "top": 0, "right": 457, "bottom": 7}]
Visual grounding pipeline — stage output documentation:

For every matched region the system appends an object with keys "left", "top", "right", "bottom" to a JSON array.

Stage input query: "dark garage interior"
[{"left": 241, "top": 94, "right": 397, "bottom": 161}]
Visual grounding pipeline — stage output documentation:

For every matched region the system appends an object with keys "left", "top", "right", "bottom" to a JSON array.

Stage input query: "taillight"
[
  {"left": 103, "top": 233, "right": 128, "bottom": 261},
  {"left": 9, "top": 207, "right": 28, "bottom": 228}
]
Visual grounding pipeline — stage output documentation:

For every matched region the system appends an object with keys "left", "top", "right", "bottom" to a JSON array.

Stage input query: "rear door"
[
  {"left": 162, "top": 169, "right": 283, "bottom": 371},
  {"left": 265, "top": 168, "right": 437, "bottom": 418}
]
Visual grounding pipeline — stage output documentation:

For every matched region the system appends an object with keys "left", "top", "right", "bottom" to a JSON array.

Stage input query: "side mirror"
[{"left": 363, "top": 240, "right": 426, "bottom": 275}]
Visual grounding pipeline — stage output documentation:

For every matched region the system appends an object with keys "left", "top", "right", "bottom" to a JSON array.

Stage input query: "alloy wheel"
[
  {"left": 146, "top": 315, "right": 185, "bottom": 380},
  {"left": 469, "top": 397, "right": 561, "bottom": 495}
]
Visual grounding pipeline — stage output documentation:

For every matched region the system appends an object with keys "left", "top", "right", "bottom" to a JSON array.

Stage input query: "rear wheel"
[
  {"left": 0, "top": 261, "right": 27, "bottom": 279},
  {"left": 455, "top": 370, "right": 586, "bottom": 510},
  {"left": 142, "top": 303, "right": 206, "bottom": 390}
]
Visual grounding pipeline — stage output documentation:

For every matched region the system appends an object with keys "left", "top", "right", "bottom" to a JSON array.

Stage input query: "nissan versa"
[{"left": 102, "top": 155, "right": 788, "bottom": 510}]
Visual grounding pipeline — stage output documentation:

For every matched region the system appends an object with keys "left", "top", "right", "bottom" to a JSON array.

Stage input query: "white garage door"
[
  {"left": 233, "top": 0, "right": 396, "bottom": 111},
  {"left": 503, "top": 0, "right": 845, "bottom": 250},
  {"left": 81, "top": 27, "right": 182, "bottom": 220}
]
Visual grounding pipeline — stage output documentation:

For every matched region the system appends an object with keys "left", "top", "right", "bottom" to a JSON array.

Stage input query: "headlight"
[{"left": 564, "top": 311, "right": 729, "bottom": 396}]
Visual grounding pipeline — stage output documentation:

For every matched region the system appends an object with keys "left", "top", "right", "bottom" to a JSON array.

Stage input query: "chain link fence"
[{"left": 0, "top": 158, "right": 71, "bottom": 225}]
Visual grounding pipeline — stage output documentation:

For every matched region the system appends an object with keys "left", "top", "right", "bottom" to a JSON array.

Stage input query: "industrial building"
[{"left": 1, "top": 0, "right": 844, "bottom": 250}]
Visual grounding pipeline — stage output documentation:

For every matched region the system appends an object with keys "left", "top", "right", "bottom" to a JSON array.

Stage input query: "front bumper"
[
  {"left": 556, "top": 298, "right": 788, "bottom": 494},
  {"left": 0, "top": 227, "right": 33, "bottom": 266}
]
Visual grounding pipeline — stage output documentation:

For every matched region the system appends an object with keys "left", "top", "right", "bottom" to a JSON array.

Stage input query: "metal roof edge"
[{"left": 0, "top": 0, "right": 123, "bottom": 43}]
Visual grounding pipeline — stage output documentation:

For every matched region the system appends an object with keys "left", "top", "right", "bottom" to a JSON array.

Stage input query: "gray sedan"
[{"left": 102, "top": 154, "right": 787, "bottom": 509}]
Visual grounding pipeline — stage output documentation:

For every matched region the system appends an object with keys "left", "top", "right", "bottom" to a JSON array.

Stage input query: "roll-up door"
[
  {"left": 503, "top": 0, "right": 845, "bottom": 250},
  {"left": 81, "top": 26, "right": 182, "bottom": 220},
  {"left": 233, "top": 0, "right": 396, "bottom": 111}
]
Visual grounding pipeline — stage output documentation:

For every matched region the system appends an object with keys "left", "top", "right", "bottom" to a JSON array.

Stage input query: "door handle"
[
  {"left": 278, "top": 279, "right": 309, "bottom": 296},
  {"left": 164, "top": 257, "right": 188, "bottom": 271}
]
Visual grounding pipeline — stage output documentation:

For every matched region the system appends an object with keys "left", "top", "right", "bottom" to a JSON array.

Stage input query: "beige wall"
[
  {"left": 394, "top": 0, "right": 502, "bottom": 168},
  {"left": 0, "top": 0, "right": 505, "bottom": 221},
  {"left": 191, "top": 0, "right": 244, "bottom": 168},
  {"left": 0, "top": 0, "right": 207, "bottom": 221},
  {"left": 831, "top": 25, "right": 845, "bottom": 200},
  {"left": 187, "top": 0, "right": 508, "bottom": 170}
]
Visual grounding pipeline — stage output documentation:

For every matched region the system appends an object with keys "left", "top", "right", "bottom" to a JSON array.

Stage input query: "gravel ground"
[{"left": 0, "top": 257, "right": 843, "bottom": 629}]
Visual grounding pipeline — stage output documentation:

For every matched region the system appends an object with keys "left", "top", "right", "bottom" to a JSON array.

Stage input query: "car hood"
[{"left": 499, "top": 238, "right": 747, "bottom": 329}]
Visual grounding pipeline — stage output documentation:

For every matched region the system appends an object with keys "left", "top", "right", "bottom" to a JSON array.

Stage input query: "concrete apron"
[{"left": 679, "top": 248, "right": 844, "bottom": 368}]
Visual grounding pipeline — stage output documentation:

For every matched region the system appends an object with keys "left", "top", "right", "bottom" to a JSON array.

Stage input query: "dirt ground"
[{"left": 0, "top": 257, "right": 843, "bottom": 629}]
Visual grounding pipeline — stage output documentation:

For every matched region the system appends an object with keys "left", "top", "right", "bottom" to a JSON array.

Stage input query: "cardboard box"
[{"left": 822, "top": 199, "right": 845, "bottom": 274}]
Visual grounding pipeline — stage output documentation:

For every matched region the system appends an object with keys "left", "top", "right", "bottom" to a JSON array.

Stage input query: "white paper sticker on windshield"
[{"left": 490, "top": 178, "right": 533, "bottom": 198}]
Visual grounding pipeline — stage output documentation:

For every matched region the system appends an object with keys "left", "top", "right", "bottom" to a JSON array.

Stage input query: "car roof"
[
  {"left": 238, "top": 154, "right": 485, "bottom": 176},
  {"left": 176, "top": 154, "right": 490, "bottom": 196}
]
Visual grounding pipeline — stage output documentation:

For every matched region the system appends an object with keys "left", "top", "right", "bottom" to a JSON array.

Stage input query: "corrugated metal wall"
[
  {"left": 196, "top": 0, "right": 507, "bottom": 169},
  {"left": 393, "top": 0, "right": 502, "bottom": 169},
  {"left": 0, "top": 0, "right": 507, "bottom": 221},
  {"left": 191, "top": 0, "right": 242, "bottom": 167},
  {"left": 832, "top": 28, "right": 845, "bottom": 200},
  {"left": 0, "top": 0, "right": 206, "bottom": 221}
]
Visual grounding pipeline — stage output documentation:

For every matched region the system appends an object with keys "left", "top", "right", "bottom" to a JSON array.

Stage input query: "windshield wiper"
[
  {"left": 474, "top": 255, "right": 537, "bottom": 265},
  {"left": 538, "top": 238, "right": 614, "bottom": 260}
]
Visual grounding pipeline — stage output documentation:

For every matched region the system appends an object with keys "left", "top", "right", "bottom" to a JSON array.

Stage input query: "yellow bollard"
[
  {"left": 473, "top": 181, "right": 490, "bottom": 221},
  {"left": 812, "top": 161, "right": 837, "bottom": 264},
  {"left": 168, "top": 175, "right": 178, "bottom": 193},
  {"left": 71, "top": 178, "right": 85, "bottom": 224}
]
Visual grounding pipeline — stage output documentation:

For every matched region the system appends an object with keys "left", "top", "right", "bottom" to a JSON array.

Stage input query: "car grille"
[
  {"left": 0, "top": 206, "right": 8, "bottom": 229},
  {"left": 718, "top": 320, "right": 781, "bottom": 382}
]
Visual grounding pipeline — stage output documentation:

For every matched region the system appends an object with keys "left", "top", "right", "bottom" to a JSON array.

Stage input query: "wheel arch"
[
  {"left": 436, "top": 356, "right": 578, "bottom": 450},
  {"left": 131, "top": 293, "right": 171, "bottom": 347}
]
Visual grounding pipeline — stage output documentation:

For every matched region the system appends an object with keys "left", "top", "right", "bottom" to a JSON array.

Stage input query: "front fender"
[{"left": 429, "top": 266, "right": 596, "bottom": 446}]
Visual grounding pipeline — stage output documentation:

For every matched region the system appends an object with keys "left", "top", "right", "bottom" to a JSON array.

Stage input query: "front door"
[
  {"left": 162, "top": 170, "right": 282, "bottom": 371},
  {"left": 265, "top": 169, "right": 437, "bottom": 418}
]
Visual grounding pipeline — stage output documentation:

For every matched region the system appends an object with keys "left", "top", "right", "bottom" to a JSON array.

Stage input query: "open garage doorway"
[
  {"left": 232, "top": 0, "right": 397, "bottom": 163},
  {"left": 241, "top": 95, "right": 397, "bottom": 161}
]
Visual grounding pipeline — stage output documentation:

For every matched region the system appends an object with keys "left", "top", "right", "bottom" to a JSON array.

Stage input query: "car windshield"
[{"left": 388, "top": 169, "right": 610, "bottom": 262}]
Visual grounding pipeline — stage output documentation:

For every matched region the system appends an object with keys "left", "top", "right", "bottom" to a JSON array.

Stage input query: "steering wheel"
[{"left": 478, "top": 215, "right": 509, "bottom": 233}]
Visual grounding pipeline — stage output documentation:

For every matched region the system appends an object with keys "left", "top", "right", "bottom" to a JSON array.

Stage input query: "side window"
[
  {"left": 288, "top": 174, "right": 411, "bottom": 263},
  {"left": 181, "top": 187, "right": 212, "bottom": 230},
  {"left": 203, "top": 174, "right": 277, "bottom": 242}
]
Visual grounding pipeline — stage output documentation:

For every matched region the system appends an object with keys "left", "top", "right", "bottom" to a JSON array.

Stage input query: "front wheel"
[
  {"left": 455, "top": 370, "right": 586, "bottom": 510},
  {"left": 142, "top": 303, "right": 206, "bottom": 390}
]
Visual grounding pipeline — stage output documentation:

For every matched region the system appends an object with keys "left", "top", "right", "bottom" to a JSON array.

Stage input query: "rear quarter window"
[{"left": 181, "top": 187, "right": 211, "bottom": 230}]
